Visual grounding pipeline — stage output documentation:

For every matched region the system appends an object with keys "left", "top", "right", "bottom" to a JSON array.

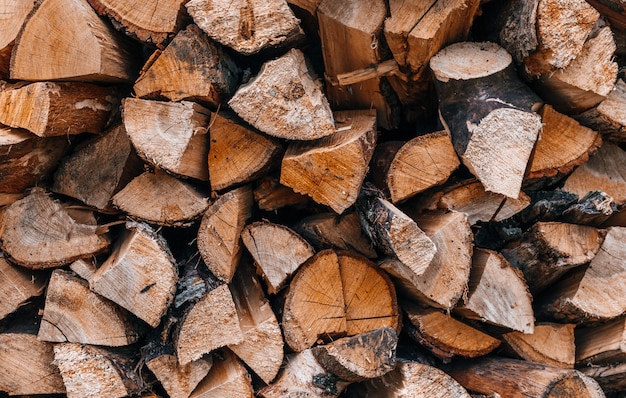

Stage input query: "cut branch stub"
[
  {"left": 430, "top": 41, "right": 542, "bottom": 199},
  {"left": 282, "top": 249, "right": 399, "bottom": 352},
  {"left": 229, "top": 48, "right": 335, "bottom": 140}
]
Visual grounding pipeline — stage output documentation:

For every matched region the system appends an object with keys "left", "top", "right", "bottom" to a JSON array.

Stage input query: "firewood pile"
[{"left": 2, "top": 0, "right": 626, "bottom": 396}]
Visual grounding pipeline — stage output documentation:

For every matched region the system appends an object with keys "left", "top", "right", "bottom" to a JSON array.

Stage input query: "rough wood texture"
[
  {"left": 576, "top": 78, "right": 626, "bottom": 142},
  {"left": 580, "top": 362, "right": 626, "bottom": 393},
  {"left": 0, "top": 82, "right": 117, "bottom": 137},
  {"left": 0, "top": 188, "right": 110, "bottom": 268},
  {"left": 122, "top": 98, "right": 210, "bottom": 181},
  {"left": 112, "top": 170, "right": 210, "bottom": 227},
  {"left": 134, "top": 24, "right": 240, "bottom": 105},
  {"left": 430, "top": 41, "right": 542, "bottom": 199},
  {"left": 0, "top": 257, "right": 45, "bottom": 320},
  {"left": 52, "top": 124, "right": 142, "bottom": 210},
  {"left": 197, "top": 185, "right": 253, "bottom": 283},
  {"left": 253, "top": 175, "right": 310, "bottom": 211},
  {"left": 86, "top": 0, "right": 188, "bottom": 47},
  {"left": 281, "top": 110, "right": 376, "bottom": 214},
  {"left": 561, "top": 190, "right": 618, "bottom": 226},
  {"left": 501, "top": 222, "right": 605, "bottom": 294},
  {"left": 576, "top": 318, "right": 626, "bottom": 365},
  {"left": 190, "top": 349, "right": 254, "bottom": 398},
  {"left": 456, "top": 248, "right": 534, "bottom": 334},
  {"left": 502, "top": 323, "right": 576, "bottom": 368},
  {"left": 89, "top": 222, "right": 177, "bottom": 327},
  {"left": 0, "top": 0, "right": 35, "bottom": 78},
  {"left": 241, "top": 221, "right": 314, "bottom": 294},
  {"left": 208, "top": 113, "right": 282, "bottom": 191},
  {"left": 186, "top": 0, "right": 303, "bottom": 55},
  {"left": 38, "top": 269, "right": 139, "bottom": 346},
  {"left": 0, "top": 333, "right": 66, "bottom": 395},
  {"left": 282, "top": 249, "right": 399, "bottom": 352},
  {"left": 229, "top": 48, "right": 335, "bottom": 140},
  {"left": 145, "top": 353, "right": 212, "bottom": 398},
  {"left": 10, "top": 0, "right": 138, "bottom": 82},
  {"left": 176, "top": 284, "right": 244, "bottom": 366}
]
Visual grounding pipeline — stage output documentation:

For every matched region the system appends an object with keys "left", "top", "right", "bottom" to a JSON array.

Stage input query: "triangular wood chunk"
[
  {"left": 576, "top": 317, "right": 626, "bottom": 365},
  {"left": 576, "top": 78, "right": 626, "bottom": 142},
  {"left": 146, "top": 351, "right": 212, "bottom": 398},
  {"left": 0, "top": 1, "right": 35, "bottom": 78},
  {"left": 503, "top": 323, "right": 575, "bottom": 368},
  {"left": 0, "top": 257, "right": 45, "bottom": 320},
  {"left": 253, "top": 176, "right": 310, "bottom": 211},
  {"left": 190, "top": 349, "right": 254, "bottom": 398}
]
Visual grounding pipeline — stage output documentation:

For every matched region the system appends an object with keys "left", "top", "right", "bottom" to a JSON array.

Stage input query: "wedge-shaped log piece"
[
  {"left": 502, "top": 222, "right": 605, "bottom": 294},
  {"left": 282, "top": 110, "right": 376, "bottom": 213},
  {"left": 0, "top": 333, "right": 66, "bottom": 395},
  {"left": 448, "top": 357, "right": 596, "bottom": 398},
  {"left": 10, "top": 0, "right": 138, "bottom": 82},
  {"left": 197, "top": 186, "right": 252, "bottom": 283},
  {"left": 431, "top": 41, "right": 542, "bottom": 199},
  {"left": 502, "top": 323, "right": 575, "bottom": 368},
  {"left": 0, "top": 82, "right": 117, "bottom": 137},
  {"left": 0, "top": 1, "right": 35, "bottom": 78},
  {"left": 526, "top": 105, "right": 601, "bottom": 188},
  {"left": 258, "top": 349, "right": 350, "bottom": 398},
  {"left": 539, "top": 227, "right": 626, "bottom": 323},
  {"left": 176, "top": 284, "right": 244, "bottom": 366},
  {"left": 576, "top": 317, "right": 626, "bottom": 365},
  {"left": 253, "top": 175, "right": 310, "bottom": 211},
  {"left": 404, "top": 305, "right": 500, "bottom": 361},
  {"left": 52, "top": 124, "right": 142, "bottom": 209},
  {"left": 208, "top": 113, "right": 282, "bottom": 191},
  {"left": 113, "top": 170, "right": 210, "bottom": 227},
  {"left": 228, "top": 261, "right": 284, "bottom": 384},
  {"left": 89, "top": 222, "right": 177, "bottom": 327},
  {"left": 282, "top": 249, "right": 399, "bottom": 352},
  {"left": 579, "top": 370, "right": 617, "bottom": 397},
  {"left": 357, "top": 187, "right": 436, "bottom": 278},
  {"left": 351, "top": 359, "right": 471, "bottom": 397},
  {"left": 312, "top": 328, "right": 397, "bottom": 381},
  {"left": 190, "top": 349, "right": 254, "bottom": 398},
  {"left": 241, "top": 221, "right": 314, "bottom": 294},
  {"left": 0, "top": 188, "right": 110, "bottom": 268},
  {"left": 123, "top": 98, "right": 210, "bottom": 181},
  {"left": 229, "top": 49, "right": 335, "bottom": 140},
  {"left": 87, "top": 0, "right": 188, "bottom": 47},
  {"left": 146, "top": 350, "right": 212, "bottom": 398},
  {"left": 186, "top": 0, "right": 303, "bottom": 55},
  {"left": 69, "top": 258, "right": 97, "bottom": 280},
  {"left": 455, "top": 248, "right": 534, "bottom": 334},
  {"left": 576, "top": 79, "right": 626, "bottom": 142},
  {"left": 0, "top": 257, "right": 45, "bottom": 320},
  {"left": 134, "top": 24, "right": 240, "bottom": 105},
  {"left": 562, "top": 142, "right": 626, "bottom": 206}
]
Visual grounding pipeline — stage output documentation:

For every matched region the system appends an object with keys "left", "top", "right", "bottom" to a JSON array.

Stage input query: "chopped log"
[
  {"left": 253, "top": 175, "right": 310, "bottom": 211},
  {"left": 176, "top": 284, "right": 244, "bottom": 366},
  {"left": 539, "top": 226, "right": 626, "bottom": 323},
  {"left": 404, "top": 305, "right": 500, "bottom": 361},
  {"left": 52, "top": 124, "right": 142, "bottom": 210},
  {"left": 0, "top": 333, "right": 66, "bottom": 395},
  {"left": 228, "top": 261, "right": 284, "bottom": 384},
  {"left": 113, "top": 170, "right": 210, "bottom": 227},
  {"left": 0, "top": 188, "right": 110, "bottom": 268},
  {"left": 241, "top": 221, "right": 314, "bottom": 294},
  {"left": 133, "top": 24, "right": 240, "bottom": 105},
  {"left": 580, "top": 362, "right": 626, "bottom": 393},
  {"left": 258, "top": 349, "right": 350, "bottom": 398},
  {"left": 502, "top": 323, "right": 576, "bottom": 368},
  {"left": 576, "top": 78, "right": 626, "bottom": 142},
  {"left": 38, "top": 269, "right": 139, "bottom": 346},
  {"left": 575, "top": 317, "right": 626, "bottom": 365},
  {"left": 356, "top": 186, "right": 437, "bottom": 278},
  {"left": 312, "top": 328, "right": 397, "bottom": 382},
  {"left": 578, "top": 372, "right": 608, "bottom": 398},
  {"left": 282, "top": 249, "right": 399, "bottom": 352},
  {"left": 562, "top": 142, "right": 626, "bottom": 207},
  {"left": 10, "top": 0, "right": 138, "bottom": 82},
  {"left": 122, "top": 99, "right": 211, "bottom": 181},
  {"left": 86, "top": 0, "right": 188, "bottom": 47},
  {"left": 455, "top": 248, "right": 534, "bottom": 334},
  {"left": 0, "top": 1, "right": 35, "bottom": 78},
  {"left": 190, "top": 349, "right": 254, "bottom": 398},
  {"left": 0, "top": 82, "right": 118, "bottom": 137},
  {"left": 69, "top": 258, "right": 97, "bottom": 280},
  {"left": 430, "top": 41, "right": 543, "bottom": 199},
  {"left": 350, "top": 359, "right": 471, "bottom": 397},
  {"left": 525, "top": 105, "right": 602, "bottom": 189},
  {"left": 229, "top": 48, "right": 335, "bottom": 140},
  {"left": 586, "top": 0, "right": 626, "bottom": 31},
  {"left": 89, "top": 222, "right": 177, "bottom": 327},
  {"left": 499, "top": 0, "right": 600, "bottom": 77},
  {"left": 371, "top": 131, "right": 460, "bottom": 203},
  {"left": 197, "top": 185, "right": 253, "bottom": 283},
  {"left": 186, "top": 0, "right": 303, "bottom": 55},
  {"left": 317, "top": 0, "right": 397, "bottom": 129},
  {"left": 281, "top": 110, "right": 377, "bottom": 214},
  {"left": 501, "top": 221, "right": 605, "bottom": 294},
  {"left": 561, "top": 190, "right": 617, "bottom": 226},
  {"left": 208, "top": 112, "right": 282, "bottom": 191},
  {"left": 294, "top": 211, "right": 377, "bottom": 258},
  {"left": 146, "top": 351, "right": 212, "bottom": 398},
  {"left": 448, "top": 357, "right": 595, "bottom": 398},
  {"left": 286, "top": 0, "right": 322, "bottom": 16},
  {"left": 0, "top": 257, "right": 45, "bottom": 320}
]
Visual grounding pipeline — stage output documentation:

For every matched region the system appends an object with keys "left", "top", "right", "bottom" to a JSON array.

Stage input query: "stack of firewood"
[{"left": 2, "top": 0, "right": 626, "bottom": 396}]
